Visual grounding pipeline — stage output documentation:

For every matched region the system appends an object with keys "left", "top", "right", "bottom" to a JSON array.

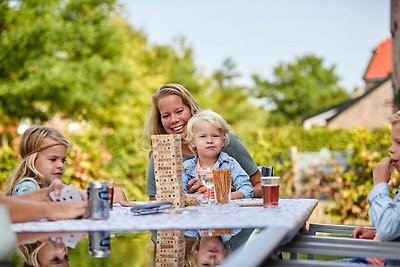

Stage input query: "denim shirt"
[
  {"left": 368, "top": 182, "right": 400, "bottom": 266},
  {"left": 184, "top": 228, "right": 241, "bottom": 244},
  {"left": 182, "top": 152, "right": 254, "bottom": 199}
]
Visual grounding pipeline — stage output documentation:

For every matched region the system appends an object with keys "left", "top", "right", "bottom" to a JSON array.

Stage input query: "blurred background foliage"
[{"left": 0, "top": 0, "right": 394, "bottom": 225}]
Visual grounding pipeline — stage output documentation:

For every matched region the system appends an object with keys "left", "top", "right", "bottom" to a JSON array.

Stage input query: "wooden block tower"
[
  {"left": 151, "top": 134, "right": 184, "bottom": 209},
  {"left": 155, "top": 230, "right": 185, "bottom": 267}
]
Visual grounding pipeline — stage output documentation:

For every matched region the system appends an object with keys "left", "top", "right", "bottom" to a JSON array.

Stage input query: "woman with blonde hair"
[{"left": 144, "top": 83, "right": 261, "bottom": 199}]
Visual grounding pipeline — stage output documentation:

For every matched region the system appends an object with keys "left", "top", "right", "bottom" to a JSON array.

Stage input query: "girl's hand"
[
  {"left": 113, "top": 188, "right": 137, "bottom": 207},
  {"left": 373, "top": 157, "right": 392, "bottom": 185},
  {"left": 47, "top": 179, "right": 65, "bottom": 199},
  {"left": 187, "top": 178, "right": 207, "bottom": 194}
]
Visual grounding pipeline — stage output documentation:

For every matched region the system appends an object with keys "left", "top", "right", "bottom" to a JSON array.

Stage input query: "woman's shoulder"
[{"left": 227, "top": 133, "right": 240, "bottom": 143}]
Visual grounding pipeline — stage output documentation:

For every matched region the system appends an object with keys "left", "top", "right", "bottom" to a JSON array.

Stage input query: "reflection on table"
[
  {"left": 9, "top": 199, "right": 318, "bottom": 267},
  {"left": 10, "top": 228, "right": 255, "bottom": 267}
]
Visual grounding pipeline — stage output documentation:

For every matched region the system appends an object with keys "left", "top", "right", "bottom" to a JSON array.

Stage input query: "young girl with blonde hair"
[{"left": 5, "top": 126, "right": 69, "bottom": 196}]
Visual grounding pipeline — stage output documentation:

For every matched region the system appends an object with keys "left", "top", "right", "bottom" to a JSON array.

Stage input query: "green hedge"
[{"left": 0, "top": 125, "right": 396, "bottom": 223}]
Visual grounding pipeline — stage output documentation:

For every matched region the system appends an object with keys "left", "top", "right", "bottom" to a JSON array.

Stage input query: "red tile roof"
[{"left": 364, "top": 37, "right": 392, "bottom": 80}]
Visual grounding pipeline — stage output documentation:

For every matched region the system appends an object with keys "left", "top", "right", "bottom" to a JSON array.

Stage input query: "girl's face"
[
  {"left": 157, "top": 94, "right": 192, "bottom": 136},
  {"left": 37, "top": 240, "right": 69, "bottom": 267},
  {"left": 35, "top": 138, "right": 67, "bottom": 186},
  {"left": 192, "top": 120, "right": 225, "bottom": 161},
  {"left": 196, "top": 236, "right": 227, "bottom": 267},
  {"left": 390, "top": 122, "right": 400, "bottom": 171}
]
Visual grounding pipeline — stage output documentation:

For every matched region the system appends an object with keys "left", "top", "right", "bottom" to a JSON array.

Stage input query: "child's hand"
[
  {"left": 352, "top": 227, "right": 376, "bottom": 239},
  {"left": 114, "top": 187, "right": 137, "bottom": 207},
  {"left": 47, "top": 179, "right": 65, "bottom": 199},
  {"left": 187, "top": 178, "right": 207, "bottom": 194},
  {"left": 373, "top": 157, "right": 392, "bottom": 185},
  {"left": 203, "top": 189, "right": 215, "bottom": 199}
]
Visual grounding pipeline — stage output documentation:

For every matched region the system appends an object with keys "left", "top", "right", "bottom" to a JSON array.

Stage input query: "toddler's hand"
[
  {"left": 203, "top": 189, "right": 215, "bottom": 199},
  {"left": 373, "top": 157, "right": 392, "bottom": 185},
  {"left": 187, "top": 178, "right": 207, "bottom": 194}
]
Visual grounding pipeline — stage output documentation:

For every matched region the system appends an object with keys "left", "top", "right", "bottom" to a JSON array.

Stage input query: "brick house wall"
[{"left": 328, "top": 79, "right": 394, "bottom": 129}]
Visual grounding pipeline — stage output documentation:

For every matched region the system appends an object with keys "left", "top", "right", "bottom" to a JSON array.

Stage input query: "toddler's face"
[
  {"left": 192, "top": 120, "right": 225, "bottom": 160},
  {"left": 35, "top": 137, "right": 67, "bottom": 186},
  {"left": 196, "top": 236, "right": 227, "bottom": 266}
]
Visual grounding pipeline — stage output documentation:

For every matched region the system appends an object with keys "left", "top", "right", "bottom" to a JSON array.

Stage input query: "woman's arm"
[
  {"left": 249, "top": 171, "right": 261, "bottom": 198},
  {"left": 146, "top": 153, "right": 157, "bottom": 200},
  {"left": 0, "top": 196, "right": 88, "bottom": 223}
]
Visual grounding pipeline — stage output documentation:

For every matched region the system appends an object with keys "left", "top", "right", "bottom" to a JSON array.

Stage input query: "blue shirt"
[
  {"left": 182, "top": 152, "right": 254, "bottom": 199},
  {"left": 12, "top": 178, "right": 40, "bottom": 196},
  {"left": 368, "top": 182, "right": 400, "bottom": 266}
]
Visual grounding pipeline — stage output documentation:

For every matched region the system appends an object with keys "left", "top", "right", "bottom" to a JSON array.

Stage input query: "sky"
[{"left": 120, "top": 0, "right": 390, "bottom": 92}]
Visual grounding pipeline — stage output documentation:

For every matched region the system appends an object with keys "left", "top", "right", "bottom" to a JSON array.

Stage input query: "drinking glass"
[{"left": 198, "top": 167, "right": 214, "bottom": 205}]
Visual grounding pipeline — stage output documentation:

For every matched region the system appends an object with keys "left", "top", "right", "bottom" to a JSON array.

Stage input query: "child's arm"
[
  {"left": 368, "top": 157, "right": 400, "bottom": 241},
  {"left": 230, "top": 159, "right": 254, "bottom": 199}
]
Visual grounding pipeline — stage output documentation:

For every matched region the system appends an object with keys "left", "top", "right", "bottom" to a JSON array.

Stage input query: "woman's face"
[
  {"left": 157, "top": 94, "right": 192, "bottom": 136},
  {"left": 37, "top": 240, "right": 69, "bottom": 267},
  {"left": 196, "top": 236, "right": 227, "bottom": 266}
]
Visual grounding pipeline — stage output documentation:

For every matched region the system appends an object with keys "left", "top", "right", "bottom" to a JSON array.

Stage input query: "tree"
[
  {"left": 0, "top": 0, "right": 134, "bottom": 137},
  {"left": 201, "top": 58, "right": 269, "bottom": 130},
  {"left": 252, "top": 55, "right": 350, "bottom": 125}
]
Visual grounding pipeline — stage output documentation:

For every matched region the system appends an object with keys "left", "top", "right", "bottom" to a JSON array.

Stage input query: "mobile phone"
[{"left": 130, "top": 201, "right": 173, "bottom": 215}]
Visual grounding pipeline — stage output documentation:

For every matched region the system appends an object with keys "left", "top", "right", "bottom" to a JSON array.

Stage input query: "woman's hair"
[
  {"left": 17, "top": 242, "right": 46, "bottom": 267},
  {"left": 185, "top": 109, "right": 231, "bottom": 153},
  {"left": 4, "top": 126, "right": 69, "bottom": 195},
  {"left": 144, "top": 83, "right": 201, "bottom": 143},
  {"left": 389, "top": 110, "right": 400, "bottom": 125}
]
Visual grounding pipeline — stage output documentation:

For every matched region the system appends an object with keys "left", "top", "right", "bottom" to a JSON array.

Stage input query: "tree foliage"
[
  {"left": 253, "top": 55, "right": 350, "bottom": 125},
  {"left": 0, "top": 0, "right": 133, "bottom": 130},
  {"left": 0, "top": 0, "right": 385, "bottom": 226}
]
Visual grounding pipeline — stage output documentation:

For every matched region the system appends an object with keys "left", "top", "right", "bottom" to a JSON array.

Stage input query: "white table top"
[{"left": 11, "top": 199, "right": 317, "bottom": 236}]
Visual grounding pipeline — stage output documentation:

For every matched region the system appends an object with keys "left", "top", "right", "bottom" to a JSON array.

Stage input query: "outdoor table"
[{"left": 10, "top": 198, "right": 318, "bottom": 267}]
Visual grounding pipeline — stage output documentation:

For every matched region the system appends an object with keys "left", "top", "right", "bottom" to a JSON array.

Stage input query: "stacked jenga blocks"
[
  {"left": 151, "top": 134, "right": 184, "bottom": 209},
  {"left": 155, "top": 230, "right": 185, "bottom": 267}
]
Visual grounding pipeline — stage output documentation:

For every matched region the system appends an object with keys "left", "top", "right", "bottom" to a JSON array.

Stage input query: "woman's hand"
[
  {"left": 373, "top": 157, "right": 392, "bottom": 185},
  {"left": 47, "top": 201, "right": 88, "bottom": 221},
  {"left": 187, "top": 178, "right": 207, "bottom": 194}
]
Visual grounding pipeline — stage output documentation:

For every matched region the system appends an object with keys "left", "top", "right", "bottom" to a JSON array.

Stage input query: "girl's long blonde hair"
[
  {"left": 17, "top": 242, "right": 46, "bottom": 267},
  {"left": 5, "top": 126, "right": 69, "bottom": 195}
]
